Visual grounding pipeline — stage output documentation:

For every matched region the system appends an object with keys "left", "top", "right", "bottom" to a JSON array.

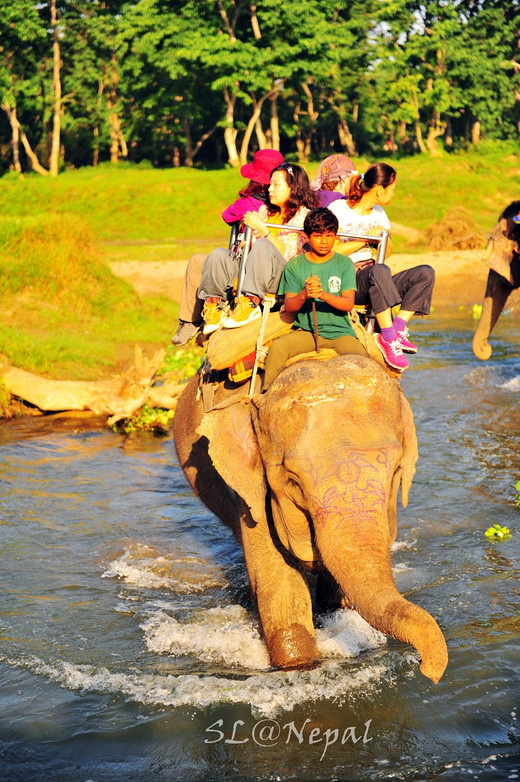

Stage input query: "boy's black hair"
[{"left": 303, "top": 207, "right": 339, "bottom": 236}]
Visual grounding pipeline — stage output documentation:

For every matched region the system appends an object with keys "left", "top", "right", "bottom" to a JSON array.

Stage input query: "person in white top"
[{"left": 329, "top": 162, "right": 435, "bottom": 372}]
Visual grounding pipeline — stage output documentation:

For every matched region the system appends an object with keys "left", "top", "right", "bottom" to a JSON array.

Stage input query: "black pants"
[{"left": 355, "top": 263, "right": 435, "bottom": 316}]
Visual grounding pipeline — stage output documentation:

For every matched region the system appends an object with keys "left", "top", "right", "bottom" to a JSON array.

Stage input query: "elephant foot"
[{"left": 267, "top": 624, "right": 321, "bottom": 670}]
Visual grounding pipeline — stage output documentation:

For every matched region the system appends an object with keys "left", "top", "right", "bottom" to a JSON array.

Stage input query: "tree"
[{"left": 0, "top": 0, "right": 48, "bottom": 173}]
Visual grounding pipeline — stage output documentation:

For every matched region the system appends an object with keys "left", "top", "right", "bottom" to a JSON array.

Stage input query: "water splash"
[
  {"left": 6, "top": 654, "right": 387, "bottom": 719},
  {"left": 102, "top": 542, "right": 226, "bottom": 593}
]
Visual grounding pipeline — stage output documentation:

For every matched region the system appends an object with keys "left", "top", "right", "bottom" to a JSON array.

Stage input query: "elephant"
[
  {"left": 173, "top": 353, "right": 448, "bottom": 684},
  {"left": 473, "top": 201, "right": 520, "bottom": 360}
]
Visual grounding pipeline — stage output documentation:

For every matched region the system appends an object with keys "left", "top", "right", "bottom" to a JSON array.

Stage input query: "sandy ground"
[{"left": 110, "top": 249, "right": 498, "bottom": 309}]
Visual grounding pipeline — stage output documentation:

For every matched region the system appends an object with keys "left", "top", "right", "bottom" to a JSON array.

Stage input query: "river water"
[{"left": 1, "top": 309, "right": 519, "bottom": 782}]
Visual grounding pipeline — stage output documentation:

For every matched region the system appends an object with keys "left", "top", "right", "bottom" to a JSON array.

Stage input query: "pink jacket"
[{"left": 222, "top": 194, "right": 266, "bottom": 225}]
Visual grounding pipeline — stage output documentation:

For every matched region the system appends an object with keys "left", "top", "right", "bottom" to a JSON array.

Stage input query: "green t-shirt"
[{"left": 278, "top": 252, "right": 357, "bottom": 339}]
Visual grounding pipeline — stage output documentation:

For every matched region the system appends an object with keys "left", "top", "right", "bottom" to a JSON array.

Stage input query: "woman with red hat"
[{"left": 171, "top": 149, "right": 284, "bottom": 346}]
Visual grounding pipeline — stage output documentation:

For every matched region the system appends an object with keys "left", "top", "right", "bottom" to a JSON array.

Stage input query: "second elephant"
[{"left": 473, "top": 200, "right": 520, "bottom": 360}]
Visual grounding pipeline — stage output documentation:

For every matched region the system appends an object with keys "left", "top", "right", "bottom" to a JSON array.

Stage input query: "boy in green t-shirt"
[{"left": 262, "top": 207, "right": 367, "bottom": 391}]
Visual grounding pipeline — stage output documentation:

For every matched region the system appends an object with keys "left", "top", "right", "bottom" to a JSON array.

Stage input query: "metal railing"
[{"left": 232, "top": 222, "right": 389, "bottom": 334}]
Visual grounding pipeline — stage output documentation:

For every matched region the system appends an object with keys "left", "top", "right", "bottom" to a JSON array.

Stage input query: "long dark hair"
[
  {"left": 238, "top": 180, "right": 268, "bottom": 201},
  {"left": 348, "top": 162, "right": 397, "bottom": 207},
  {"left": 267, "top": 163, "right": 319, "bottom": 223}
]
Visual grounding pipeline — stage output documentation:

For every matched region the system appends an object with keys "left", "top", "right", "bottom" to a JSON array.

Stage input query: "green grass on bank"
[
  {"left": 0, "top": 144, "right": 518, "bottom": 379},
  {"left": 0, "top": 212, "right": 177, "bottom": 378}
]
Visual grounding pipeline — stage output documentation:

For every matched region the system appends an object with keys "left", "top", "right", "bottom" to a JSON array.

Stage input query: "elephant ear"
[
  {"left": 398, "top": 388, "right": 418, "bottom": 507},
  {"left": 486, "top": 218, "right": 515, "bottom": 283},
  {"left": 196, "top": 402, "right": 268, "bottom": 526}
]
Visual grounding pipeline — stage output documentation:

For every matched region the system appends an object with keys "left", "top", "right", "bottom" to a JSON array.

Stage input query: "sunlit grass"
[{"left": 0, "top": 145, "right": 518, "bottom": 377}]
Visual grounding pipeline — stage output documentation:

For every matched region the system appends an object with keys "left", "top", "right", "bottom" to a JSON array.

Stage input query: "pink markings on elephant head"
[{"left": 307, "top": 446, "right": 401, "bottom": 533}]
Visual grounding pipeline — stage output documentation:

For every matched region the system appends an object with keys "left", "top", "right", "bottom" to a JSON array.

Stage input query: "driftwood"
[{"left": 0, "top": 346, "right": 185, "bottom": 425}]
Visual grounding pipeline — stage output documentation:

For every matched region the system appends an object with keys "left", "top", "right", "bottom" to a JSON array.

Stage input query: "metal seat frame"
[{"left": 229, "top": 221, "right": 390, "bottom": 334}]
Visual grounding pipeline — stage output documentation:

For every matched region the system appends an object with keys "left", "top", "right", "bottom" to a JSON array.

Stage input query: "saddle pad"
[{"left": 206, "top": 311, "right": 294, "bottom": 370}]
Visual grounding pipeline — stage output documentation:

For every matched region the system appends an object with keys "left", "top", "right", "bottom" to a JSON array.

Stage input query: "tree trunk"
[
  {"left": 92, "top": 79, "right": 103, "bottom": 167},
  {"left": 249, "top": 3, "right": 261, "bottom": 39},
  {"left": 3, "top": 101, "right": 22, "bottom": 172},
  {"left": 337, "top": 118, "right": 357, "bottom": 156},
  {"left": 1, "top": 101, "right": 48, "bottom": 175},
  {"left": 293, "top": 101, "right": 305, "bottom": 163},
  {"left": 183, "top": 113, "right": 218, "bottom": 166},
  {"left": 445, "top": 116, "right": 453, "bottom": 147},
  {"left": 49, "top": 0, "right": 62, "bottom": 177},
  {"left": 240, "top": 86, "right": 280, "bottom": 164},
  {"left": 223, "top": 87, "right": 240, "bottom": 167},
  {"left": 183, "top": 114, "right": 193, "bottom": 166},
  {"left": 301, "top": 80, "right": 318, "bottom": 161},
  {"left": 269, "top": 90, "right": 280, "bottom": 151},
  {"left": 118, "top": 129, "right": 128, "bottom": 158},
  {"left": 104, "top": 51, "right": 123, "bottom": 164},
  {"left": 425, "top": 119, "right": 446, "bottom": 156},
  {"left": 414, "top": 120, "right": 427, "bottom": 153},
  {"left": 471, "top": 119, "right": 481, "bottom": 145},
  {"left": 255, "top": 117, "right": 267, "bottom": 149},
  {"left": 398, "top": 120, "right": 408, "bottom": 148},
  {"left": 0, "top": 347, "right": 184, "bottom": 425}
]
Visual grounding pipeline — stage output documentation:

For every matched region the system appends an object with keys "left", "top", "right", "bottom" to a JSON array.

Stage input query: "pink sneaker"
[
  {"left": 375, "top": 334, "right": 409, "bottom": 371},
  {"left": 395, "top": 325, "right": 417, "bottom": 354}
]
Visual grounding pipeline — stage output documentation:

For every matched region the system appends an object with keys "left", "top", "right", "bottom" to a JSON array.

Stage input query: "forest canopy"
[{"left": 1, "top": 0, "right": 519, "bottom": 176}]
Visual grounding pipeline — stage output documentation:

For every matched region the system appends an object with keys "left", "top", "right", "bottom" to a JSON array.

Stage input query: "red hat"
[{"left": 241, "top": 149, "right": 284, "bottom": 185}]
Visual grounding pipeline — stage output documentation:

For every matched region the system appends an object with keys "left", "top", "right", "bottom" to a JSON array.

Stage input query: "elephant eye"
[{"left": 286, "top": 475, "right": 304, "bottom": 503}]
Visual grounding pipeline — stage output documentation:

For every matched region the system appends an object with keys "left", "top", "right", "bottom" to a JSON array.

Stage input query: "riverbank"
[{"left": 109, "top": 248, "right": 520, "bottom": 310}]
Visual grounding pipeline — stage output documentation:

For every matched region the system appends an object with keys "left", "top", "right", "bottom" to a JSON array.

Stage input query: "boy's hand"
[{"left": 305, "top": 275, "right": 322, "bottom": 298}]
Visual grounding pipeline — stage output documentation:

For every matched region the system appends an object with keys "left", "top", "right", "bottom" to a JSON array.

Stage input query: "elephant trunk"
[
  {"left": 365, "top": 596, "right": 448, "bottom": 684},
  {"left": 472, "top": 270, "right": 512, "bottom": 360},
  {"left": 314, "top": 513, "right": 448, "bottom": 684}
]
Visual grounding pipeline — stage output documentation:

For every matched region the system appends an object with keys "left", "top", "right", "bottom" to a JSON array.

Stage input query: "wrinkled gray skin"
[
  {"left": 173, "top": 354, "right": 448, "bottom": 683},
  {"left": 473, "top": 201, "right": 520, "bottom": 360}
]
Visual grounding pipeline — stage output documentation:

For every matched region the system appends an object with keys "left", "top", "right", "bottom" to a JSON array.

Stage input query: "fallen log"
[{"left": 0, "top": 346, "right": 185, "bottom": 424}]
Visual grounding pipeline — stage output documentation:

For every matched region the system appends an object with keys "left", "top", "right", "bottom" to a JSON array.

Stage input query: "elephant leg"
[
  {"left": 238, "top": 498, "right": 321, "bottom": 670},
  {"left": 473, "top": 269, "right": 513, "bottom": 359}
]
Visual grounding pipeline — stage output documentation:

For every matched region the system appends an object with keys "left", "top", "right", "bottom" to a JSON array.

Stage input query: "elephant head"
[
  {"left": 473, "top": 201, "right": 520, "bottom": 360},
  {"left": 178, "top": 354, "right": 448, "bottom": 684}
]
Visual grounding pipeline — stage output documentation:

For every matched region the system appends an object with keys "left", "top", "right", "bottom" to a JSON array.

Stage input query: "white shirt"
[{"left": 329, "top": 200, "right": 391, "bottom": 266}]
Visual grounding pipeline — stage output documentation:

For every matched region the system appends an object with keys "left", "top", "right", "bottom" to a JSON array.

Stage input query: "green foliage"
[
  {"left": 160, "top": 346, "right": 205, "bottom": 380},
  {"left": 0, "top": 0, "right": 519, "bottom": 170},
  {"left": 0, "top": 379, "right": 11, "bottom": 417},
  {"left": 111, "top": 348, "right": 204, "bottom": 434},
  {"left": 111, "top": 403, "right": 176, "bottom": 435},
  {"left": 515, "top": 480, "right": 520, "bottom": 507},
  {"left": 485, "top": 523, "right": 511, "bottom": 540}
]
